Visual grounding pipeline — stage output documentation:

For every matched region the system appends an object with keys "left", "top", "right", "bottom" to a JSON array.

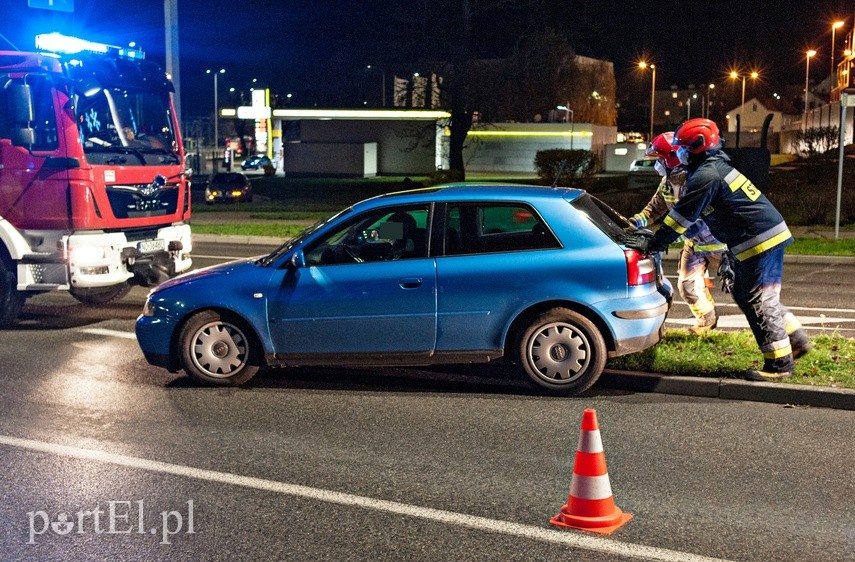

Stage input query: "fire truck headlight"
[{"left": 71, "top": 246, "right": 106, "bottom": 264}]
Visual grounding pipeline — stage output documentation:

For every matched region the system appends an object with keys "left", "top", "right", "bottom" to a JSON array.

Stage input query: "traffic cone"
[{"left": 550, "top": 408, "right": 632, "bottom": 534}]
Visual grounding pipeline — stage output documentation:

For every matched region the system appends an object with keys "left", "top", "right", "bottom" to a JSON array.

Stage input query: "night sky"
[{"left": 3, "top": 0, "right": 854, "bottom": 124}]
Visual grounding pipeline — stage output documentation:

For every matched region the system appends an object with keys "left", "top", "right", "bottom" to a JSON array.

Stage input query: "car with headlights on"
[
  {"left": 136, "top": 183, "right": 672, "bottom": 395},
  {"left": 205, "top": 172, "right": 253, "bottom": 204}
]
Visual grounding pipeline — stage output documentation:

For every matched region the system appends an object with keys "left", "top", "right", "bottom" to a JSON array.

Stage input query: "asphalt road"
[{"left": 0, "top": 240, "right": 853, "bottom": 561}]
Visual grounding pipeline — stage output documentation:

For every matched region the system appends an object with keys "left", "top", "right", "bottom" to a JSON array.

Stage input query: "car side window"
[
  {"left": 304, "top": 205, "right": 430, "bottom": 266},
  {"left": 444, "top": 203, "right": 560, "bottom": 256}
]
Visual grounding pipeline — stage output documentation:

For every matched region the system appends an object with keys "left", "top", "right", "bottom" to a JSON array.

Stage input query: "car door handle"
[{"left": 399, "top": 277, "right": 423, "bottom": 289}]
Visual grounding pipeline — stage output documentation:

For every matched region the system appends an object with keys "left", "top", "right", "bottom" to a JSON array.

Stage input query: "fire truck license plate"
[{"left": 138, "top": 239, "right": 166, "bottom": 253}]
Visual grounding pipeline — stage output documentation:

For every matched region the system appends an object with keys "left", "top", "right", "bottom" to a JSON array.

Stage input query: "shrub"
[
  {"left": 533, "top": 149, "right": 598, "bottom": 188},
  {"left": 424, "top": 168, "right": 465, "bottom": 187},
  {"left": 794, "top": 126, "right": 839, "bottom": 157}
]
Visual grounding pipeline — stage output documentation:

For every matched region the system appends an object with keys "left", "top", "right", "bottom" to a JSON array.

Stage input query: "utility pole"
[{"left": 164, "top": 0, "right": 181, "bottom": 125}]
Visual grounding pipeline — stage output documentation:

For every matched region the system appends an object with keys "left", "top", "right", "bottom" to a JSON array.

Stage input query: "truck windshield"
[{"left": 76, "top": 87, "right": 178, "bottom": 164}]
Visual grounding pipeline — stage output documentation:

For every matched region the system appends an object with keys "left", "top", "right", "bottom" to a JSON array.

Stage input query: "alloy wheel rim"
[
  {"left": 527, "top": 322, "right": 590, "bottom": 384},
  {"left": 191, "top": 321, "right": 248, "bottom": 378}
]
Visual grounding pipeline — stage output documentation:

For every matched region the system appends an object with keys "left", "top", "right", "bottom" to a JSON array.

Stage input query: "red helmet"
[
  {"left": 672, "top": 118, "right": 721, "bottom": 154},
  {"left": 645, "top": 132, "right": 681, "bottom": 168}
]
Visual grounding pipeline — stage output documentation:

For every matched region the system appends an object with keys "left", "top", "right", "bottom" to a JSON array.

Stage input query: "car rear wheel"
[
  {"left": 517, "top": 308, "right": 606, "bottom": 395},
  {"left": 179, "top": 310, "right": 260, "bottom": 385}
]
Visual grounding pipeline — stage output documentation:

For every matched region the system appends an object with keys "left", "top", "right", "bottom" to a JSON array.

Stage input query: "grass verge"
[{"left": 607, "top": 329, "right": 855, "bottom": 389}]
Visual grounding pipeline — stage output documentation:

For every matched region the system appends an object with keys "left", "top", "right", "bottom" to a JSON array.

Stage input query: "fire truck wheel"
[
  {"left": 70, "top": 283, "right": 133, "bottom": 306},
  {"left": 0, "top": 258, "right": 25, "bottom": 328},
  {"left": 178, "top": 310, "right": 260, "bottom": 386}
]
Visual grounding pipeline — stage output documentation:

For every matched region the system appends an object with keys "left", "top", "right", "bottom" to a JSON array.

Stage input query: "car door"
[
  {"left": 434, "top": 202, "right": 563, "bottom": 352},
  {"left": 266, "top": 204, "right": 437, "bottom": 356}
]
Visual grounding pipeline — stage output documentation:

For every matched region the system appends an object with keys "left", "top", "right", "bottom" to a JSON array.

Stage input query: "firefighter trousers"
[
  {"left": 730, "top": 247, "right": 799, "bottom": 373},
  {"left": 678, "top": 243, "right": 722, "bottom": 326}
]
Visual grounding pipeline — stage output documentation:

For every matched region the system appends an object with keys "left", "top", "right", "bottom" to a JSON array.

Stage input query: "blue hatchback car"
[{"left": 136, "top": 184, "right": 672, "bottom": 395}]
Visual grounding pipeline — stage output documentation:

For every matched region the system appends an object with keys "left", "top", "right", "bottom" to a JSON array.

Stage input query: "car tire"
[
  {"left": 0, "top": 257, "right": 25, "bottom": 328},
  {"left": 516, "top": 308, "right": 607, "bottom": 395},
  {"left": 178, "top": 310, "right": 260, "bottom": 385},
  {"left": 70, "top": 283, "right": 133, "bottom": 306}
]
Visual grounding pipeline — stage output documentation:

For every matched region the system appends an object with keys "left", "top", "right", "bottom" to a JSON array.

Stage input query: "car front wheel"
[
  {"left": 517, "top": 308, "right": 607, "bottom": 395},
  {"left": 178, "top": 310, "right": 260, "bottom": 385}
]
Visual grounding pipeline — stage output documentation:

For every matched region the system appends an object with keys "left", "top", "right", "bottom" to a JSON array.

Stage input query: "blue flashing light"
[{"left": 34, "top": 32, "right": 145, "bottom": 60}]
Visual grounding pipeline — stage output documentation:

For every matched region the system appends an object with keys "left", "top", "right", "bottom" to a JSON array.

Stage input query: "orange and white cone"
[{"left": 550, "top": 408, "right": 632, "bottom": 534}]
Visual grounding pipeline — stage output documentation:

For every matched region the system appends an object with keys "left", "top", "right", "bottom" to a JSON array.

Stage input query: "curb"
[{"left": 599, "top": 370, "right": 855, "bottom": 411}]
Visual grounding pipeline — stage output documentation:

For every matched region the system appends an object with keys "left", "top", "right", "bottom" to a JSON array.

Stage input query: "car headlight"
[{"left": 142, "top": 297, "right": 155, "bottom": 317}]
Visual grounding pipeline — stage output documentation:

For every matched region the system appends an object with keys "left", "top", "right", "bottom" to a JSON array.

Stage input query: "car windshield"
[
  {"left": 212, "top": 173, "right": 246, "bottom": 186},
  {"left": 76, "top": 87, "right": 178, "bottom": 164},
  {"left": 257, "top": 208, "right": 350, "bottom": 267}
]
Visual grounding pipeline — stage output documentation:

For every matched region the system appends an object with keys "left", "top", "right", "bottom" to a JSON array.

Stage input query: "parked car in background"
[
  {"left": 241, "top": 154, "right": 272, "bottom": 170},
  {"left": 136, "top": 184, "right": 672, "bottom": 395},
  {"left": 628, "top": 158, "right": 661, "bottom": 189},
  {"left": 629, "top": 158, "right": 658, "bottom": 173},
  {"left": 205, "top": 172, "right": 253, "bottom": 204}
]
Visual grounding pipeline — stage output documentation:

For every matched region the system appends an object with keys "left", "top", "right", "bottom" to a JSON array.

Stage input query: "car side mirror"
[
  {"left": 290, "top": 250, "right": 306, "bottom": 269},
  {"left": 7, "top": 82, "right": 36, "bottom": 148}
]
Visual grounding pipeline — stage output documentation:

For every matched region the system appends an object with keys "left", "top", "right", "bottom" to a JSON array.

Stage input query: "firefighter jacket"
[
  {"left": 650, "top": 151, "right": 792, "bottom": 261},
  {"left": 629, "top": 168, "right": 727, "bottom": 256}
]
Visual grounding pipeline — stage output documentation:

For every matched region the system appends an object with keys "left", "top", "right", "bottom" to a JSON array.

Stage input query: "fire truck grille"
[{"left": 106, "top": 185, "right": 179, "bottom": 219}]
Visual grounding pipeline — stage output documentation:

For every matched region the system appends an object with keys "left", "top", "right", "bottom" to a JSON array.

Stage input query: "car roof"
[{"left": 361, "top": 183, "right": 585, "bottom": 208}]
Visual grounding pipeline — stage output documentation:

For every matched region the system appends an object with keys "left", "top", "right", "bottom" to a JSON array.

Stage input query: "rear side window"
[
  {"left": 444, "top": 203, "right": 560, "bottom": 255},
  {"left": 571, "top": 193, "right": 630, "bottom": 243}
]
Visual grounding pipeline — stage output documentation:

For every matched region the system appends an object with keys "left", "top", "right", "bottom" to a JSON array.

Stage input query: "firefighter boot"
[
  {"left": 688, "top": 310, "right": 718, "bottom": 335},
  {"left": 744, "top": 368, "right": 793, "bottom": 382},
  {"left": 790, "top": 329, "right": 813, "bottom": 359}
]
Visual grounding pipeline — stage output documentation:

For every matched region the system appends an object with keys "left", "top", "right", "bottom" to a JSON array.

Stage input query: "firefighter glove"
[
  {"left": 623, "top": 229, "right": 655, "bottom": 254},
  {"left": 718, "top": 252, "right": 736, "bottom": 294}
]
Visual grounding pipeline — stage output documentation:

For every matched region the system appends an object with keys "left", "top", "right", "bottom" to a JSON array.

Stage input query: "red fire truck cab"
[{"left": 0, "top": 34, "right": 192, "bottom": 326}]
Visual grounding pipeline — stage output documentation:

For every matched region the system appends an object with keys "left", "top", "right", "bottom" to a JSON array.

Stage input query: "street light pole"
[
  {"left": 207, "top": 68, "right": 225, "bottom": 153},
  {"left": 832, "top": 20, "right": 845, "bottom": 100},
  {"left": 729, "top": 70, "right": 758, "bottom": 131},
  {"left": 707, "top": 83, "right": 715, "bottom": 118},
  {"left": 804, "top": 50, "right": 817, "bottom": 129},
  {"left": 557, "top": 104, "right": 575, "bottom": 150},
  {"left": 639, "top": 62, "right": 656, "bottom": 140}
]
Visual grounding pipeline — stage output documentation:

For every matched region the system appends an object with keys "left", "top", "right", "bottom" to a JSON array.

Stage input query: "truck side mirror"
[{"left": 7, "top": 82, "right": 36, "bottom": 148}]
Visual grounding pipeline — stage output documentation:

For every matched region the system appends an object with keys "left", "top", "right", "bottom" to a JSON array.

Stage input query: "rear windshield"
[{"left": 571, "top": 193, "right": 631, "bottom": 243}]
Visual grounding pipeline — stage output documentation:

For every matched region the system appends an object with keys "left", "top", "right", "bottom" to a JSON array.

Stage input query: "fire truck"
[{"left": 0, "top": 33, "right": 192, "bottom": 326}]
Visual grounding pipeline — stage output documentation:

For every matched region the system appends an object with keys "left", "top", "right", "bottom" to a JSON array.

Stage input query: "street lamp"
[
  {"left": 831, "top": 20, "right": 845, "bottom": 100},
  {"left": 206, "top": 68, "right": 225, "bottom": 153},
  {"left": 557, "top": 104, "right": 575, "bottom": 149},
  {"left": 804, "top": 50, "right": 817, "bottom": 129},
  {"left": 729, "top": 70, "right": 758, "bottom": 130},
  {"left": 639, "top": 61, "right": 656, "bottom": 140},
  {"left": 706, "top": 83, "right": 715, "bottom": 118},
  {"left": 687, "top": 93, "right": 698, "bottom": 119}
]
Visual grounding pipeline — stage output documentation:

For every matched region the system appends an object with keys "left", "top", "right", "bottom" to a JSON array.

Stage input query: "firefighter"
[
  {"left": 624, "top": 118, "right": 811, "bottom": 381},
  {"left": 629, "top": 132, "right": 726, "bottom": 334}
]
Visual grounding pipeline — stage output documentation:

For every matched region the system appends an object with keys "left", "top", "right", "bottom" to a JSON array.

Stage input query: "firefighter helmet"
[
  {"left": 645, "top": 132, "right": 681, "bottom": 169},
  {"left": 672, "top": 118, "right": 721, "bottom": 154}
]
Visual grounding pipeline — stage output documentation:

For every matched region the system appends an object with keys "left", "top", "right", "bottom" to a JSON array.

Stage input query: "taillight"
[{"left": 624, "top": 249, "right": 656, "bottom": 286}]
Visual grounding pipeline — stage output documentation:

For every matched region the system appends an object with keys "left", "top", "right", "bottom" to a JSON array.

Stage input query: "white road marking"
[
  {"left": 78, "top": 328, "right": 137, "bottom": 339},
  {"left": 0, "top": 434, "right": 730, "bottom": 562},
  {"left": 667, "top": 314, "right": 855, "bottom": 329}
]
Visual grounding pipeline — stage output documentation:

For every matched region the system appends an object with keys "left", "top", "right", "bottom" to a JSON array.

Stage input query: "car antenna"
[{"left": 551, "top": 159, "right": 568, "bottom": 188}]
